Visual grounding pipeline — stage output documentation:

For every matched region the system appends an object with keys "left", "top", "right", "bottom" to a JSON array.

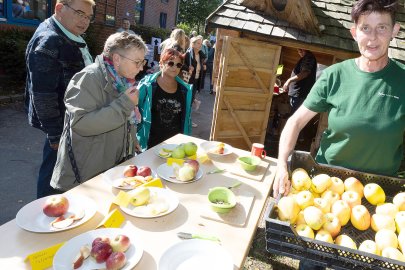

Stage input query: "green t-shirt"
[{"left": 304, "top": 59, "right": 405, "bottom": 176}]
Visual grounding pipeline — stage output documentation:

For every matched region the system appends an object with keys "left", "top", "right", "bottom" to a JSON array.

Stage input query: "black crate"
[{"left": 265, "top": 151, "right": 405, "bottom": 270}]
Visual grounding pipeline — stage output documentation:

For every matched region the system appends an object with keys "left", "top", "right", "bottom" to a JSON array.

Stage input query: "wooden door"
[{"left": 210, "top": 36, "right": 281, "bottom": 150}]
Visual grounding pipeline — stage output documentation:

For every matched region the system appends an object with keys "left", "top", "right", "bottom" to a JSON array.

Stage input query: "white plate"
[
  {"left": 120, "top": 187, "right": 179, "bottom": 218},
  {"left": 53, "top": 228, "right": 143, "bottom": 270},
  {"left": 156, "top": 163, "right": 203, "bottom": 184},
  {"left": 103, "top": 165, "right": 156, "bottom": 190},
  {"left": 154, "top": 144, "right": 178, "bottom": 158},
  {"left": 159, "top": 239, "right": 233, "bottom": 270},
  {"left": 15, "top": 194, "right": 97, "bottom": 233},
  {"left": 200, "top": 141, "right": 233, "bottom": 157}
]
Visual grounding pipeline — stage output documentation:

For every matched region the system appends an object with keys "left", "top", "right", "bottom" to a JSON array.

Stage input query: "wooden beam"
[
  {"left": 223, "top": 90, "right": 270, "bottom": 99},
  {"left": 223, "top": 96, "right": 252, "bottom": 148}
]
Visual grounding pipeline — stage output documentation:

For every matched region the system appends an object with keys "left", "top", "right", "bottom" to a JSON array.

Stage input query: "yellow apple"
[
  {"left": 341, "top": 191, "right": 361, "bottom": 208},
  {"left": 375, "top": 229, "right": 398, "bottom": 251},
  {"left": 328, "top": 177, "right": 345, "bottom": 195},
  {"left": 371, "top": 214, "right": 396, "bottom": 232},
  {"left": 335, "top": 234, "right": 357, "bottom": 250},
  {"left": 359, "top": 240, "right": 380, "bottom": 255},
  {"left": 295, "top": 224, "right": 314, "bottom": 239},
  {"left": 344, "top": 177, "right": 364, "bottom": 198},
  {"left": 315, "top": 229, "right": 334, "bottom": 244},
  {"left": 398, "top": 230, "right": 405, "bottom": 253},
  {"left": 322, "top": 213, "right": 341, "bottom": 238},
  {"left": 295, "top": 210, "right": 306, "bottom": 225},
  {"left": 321, "top": 190, "right": 340, "bottom": 207},
  {"left": 393, "top": 192, "right": 405, "bottom": 211},
  {"left": 291, "top": 168, "right": 312, "bottom": 191},
  {"left": 331, "top": 200, "right": 351, "bottom": 226},
  {"left": 395, "top": 211, "right": 405, "bottom": 234},
  {"left": 350, "top": 205, "right": 370, "bottom": 231},
  {"left": 310, "top": 174, "right": 332, "bottom": 194},
  {"left": 304, "top": 206, "right": 325, "bottom": 230},
  {"left": 277, "top": 196, "right": 300, "bottom": 224},
  {"left": 363, "top": 183, "right": 385, "bottom": 205},
  {"left": 295, "top": 190, "right": 314, "bottom": 210},
  {"left": 381, "top": 247, "right": 405, "bottom": 262},
  {"left": 312, "top": 192, "right": 321, "bottom": 198},
  {"left": 314, "top": 198, "right": 331, "bottom": 214},
  {"left": 376, "top": 203, "right": 399, "bottom": 219}
]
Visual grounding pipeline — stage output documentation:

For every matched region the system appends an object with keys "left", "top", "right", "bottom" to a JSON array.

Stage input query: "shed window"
[
  {"left": 1, "top": 0, "right": 51, "bottom": 25},
  {"left": 159, "top": 12, "right": 166, "bottom": 28}
]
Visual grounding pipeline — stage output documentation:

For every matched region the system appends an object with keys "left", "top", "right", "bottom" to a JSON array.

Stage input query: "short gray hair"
[{"left": 103, "top": 32, "right": 148, "bottom": 58}]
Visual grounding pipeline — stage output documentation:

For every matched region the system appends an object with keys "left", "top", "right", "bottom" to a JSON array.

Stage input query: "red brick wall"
[{"left": 143, "top": 0, "right": 178, "bottom": 29}]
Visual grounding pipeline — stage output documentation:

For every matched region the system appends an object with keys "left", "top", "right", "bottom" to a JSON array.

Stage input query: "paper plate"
[
  {"left": 103, "top": 165, "right": 156, "bottom": 190},
  {"left": 200, "top": 141, "right": 233, "bottom": 157},
  {"left": 154, "top": 144, "right": 178, "bottom": 158},
  {"left": 16, "top": 194, "right": 97, "bottom": 233},
  {"left": 53, "top": 228, "right": 143, "bottom": 270},
  {"left": 156, "top": 163, "right": 203, "bottom": 184},
  {"left": 120, "top": 187, "right": 179, "bottom": 218},
  {"left": 159, "top": 239, "right": 233, "bottom": 270}
]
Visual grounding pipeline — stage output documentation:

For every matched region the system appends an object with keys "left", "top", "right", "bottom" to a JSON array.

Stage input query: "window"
[
  {"left": 134, "top": 0, "right": 144, "bottom": 24},
  {"left": 159, "top": 12, "right": 167, "bottom": 29},
  {"left": 1, "top": 0, "right": 50, "bottom": 25},
  {"left": 161, "top": 0, "right": 168, "bottom": 3},
  {"left": 95, "top": 0, "right": 117, "bottom": 26}
]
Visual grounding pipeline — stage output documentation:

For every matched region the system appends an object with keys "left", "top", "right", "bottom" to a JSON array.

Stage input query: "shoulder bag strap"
[{"left": 66, "top": 113, "right": 82, "bottom": 184}]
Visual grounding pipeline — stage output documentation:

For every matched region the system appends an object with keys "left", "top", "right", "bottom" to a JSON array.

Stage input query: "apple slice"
[
  {"left": 51, "top": 217, "right": 74, "bottom": 229},
  {"left": 72, "top": 245, "right": 91, "bottom": 269},
  {"left": 50, "top": 215, "right": 65, "bottom": 226},
  {"left": 69, "top": 209, "right": 85, "bottom": 221}
]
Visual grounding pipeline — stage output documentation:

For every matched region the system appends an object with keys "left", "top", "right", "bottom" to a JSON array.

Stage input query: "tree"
[{"left": 178, "top": 0, "right": 222, "bottom": 34}]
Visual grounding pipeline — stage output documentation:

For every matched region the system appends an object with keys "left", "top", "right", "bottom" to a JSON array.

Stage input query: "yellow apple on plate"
[
  {"left": 351, "top": 205, "right": 370, "bottom": 231},
  {"left": 393, "top": 192, "right": 405, "bottom": 211},
  {"left": 371, "top": 213, "right": 395, "bottom": 232},
  {"left": 328, "top": 177, "right": 344, "bottom": 195},
  {"left": 314, "top": 198, "right": 331, "bottom": 214},
  {"left": 295, "top": 210, "right": 306, "bottom": 225},
  {"left": 335, "top": 234, "right": 357, "bottom": 250},
  {"left": 375, "top": 229, "right": 398, "bottom": 251},
  {"left": 359, "top": 240, "right": 380, "bottom": 255},
  {"left": 295, "top": 224, "right": 314, "bottom": 239},
  {"left": 277, "top": 196, "right": 300, "bottom": 224},
  {"left": 315, "top": 229, "right": 334, "bottom": 244},
  {"left": 395, "top": 211, "right": 405, "bottom": 234},
  {"left": 364, "top": 183, "right": 385, "bottom": 205},
  {"left": 341, "top": 191, "right": 361, "bottom": 208},
  {"left": 291, "top": 168, "right": 312, "bottom": 191},
  {"left": 310, "top": 174, "right": 331, "bottom": 194},
  {"left": 322, "top": 213, "right": 341, "bottom": 238},
  {"left": 321, "top": 190, "right": 340, "bottom": 207},
  {"left": 344, "top": 177, "right": 364, "bottom": 198},
  {"left": 295, "top": 190, "right": 314, "bottom": 210},
  {"left": 381, "top": 247, "right": 405, "bottom": 262},
  {"left": 304, "top": 206, "right": 325, "bottom": 230},
  {"left": 331, "top": 200, "right": 351, "bottom": 226},
  {"left": 376, "top": 203, "right": 399, "bottom": 219}
]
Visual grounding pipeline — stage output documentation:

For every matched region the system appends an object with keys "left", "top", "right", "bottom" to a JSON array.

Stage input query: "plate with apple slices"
[
  {"left": 154, "top": 144, "right": 178, "bottom": 158},
  {"left": 102, "top": 165, "right": 156, "bottom": 190},
  {"left": 120, "top": 187, "right": 179, "bottom": 218},
  {"left": 53, "top": 228, "right": 143, "bottom": 270},
  {"left": 200, "top": 141, "right": 233, "bottom": 157},
  {"left": 16, "top": 194, "right": 97, "bottom": 233},
  {"left": 156, "top": 161, "right": 203, "bottom": 184}
]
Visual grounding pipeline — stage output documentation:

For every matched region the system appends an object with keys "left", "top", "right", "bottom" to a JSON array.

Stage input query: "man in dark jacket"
[{"left": 25, "top": 0, "right": 94, "bottom": 198}]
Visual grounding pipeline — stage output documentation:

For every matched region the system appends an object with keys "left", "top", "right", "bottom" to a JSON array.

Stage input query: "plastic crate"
[{"left": 265, "top": 151, "right": 405, "bottom": 270}]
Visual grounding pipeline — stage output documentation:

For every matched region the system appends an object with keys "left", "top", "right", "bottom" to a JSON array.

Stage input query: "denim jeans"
[{"left": 37, "top": 138, "right": 62, "bottom": 198}]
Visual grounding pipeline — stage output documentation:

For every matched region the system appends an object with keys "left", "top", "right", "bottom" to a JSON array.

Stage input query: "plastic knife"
[{"left": 177, "top": 232, "right": 221, "bottom": 242}]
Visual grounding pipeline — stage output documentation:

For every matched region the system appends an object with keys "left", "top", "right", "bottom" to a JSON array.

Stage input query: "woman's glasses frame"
[{"left": 118, "top": 54, "right": 147, "bottom": 68}]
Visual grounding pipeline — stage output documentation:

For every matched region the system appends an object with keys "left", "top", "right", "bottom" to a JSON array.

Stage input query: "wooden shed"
[{"left": 205, "top": 0, "right": 405, "bottom": 155}]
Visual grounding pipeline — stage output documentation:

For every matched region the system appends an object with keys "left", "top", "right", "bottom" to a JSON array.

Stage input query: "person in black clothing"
[
  {"left": 184, "top": 36, "right": 206, "bottom": 100},
  {"left": 205, "top": 40, "right": 215, "bottom": 94},
  {"left": 283, "top": 49, "right": 317, "bottom": 114}
]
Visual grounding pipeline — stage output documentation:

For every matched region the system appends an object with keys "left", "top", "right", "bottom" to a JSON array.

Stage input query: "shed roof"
[{"left": 206, "top": 0, "right": 405, "bottom": 62}]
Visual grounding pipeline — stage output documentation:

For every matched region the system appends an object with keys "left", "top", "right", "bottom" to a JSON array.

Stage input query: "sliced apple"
[{"left": 51, "top": 217, "right": 74, "bottom": 229}]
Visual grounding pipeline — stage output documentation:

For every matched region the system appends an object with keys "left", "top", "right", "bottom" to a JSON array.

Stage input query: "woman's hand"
[
  {"left": 125, "top": 86, "right": 139, "bottom": 105},
  {"left": 189, "top": 66, "right": 194, "bottom": 73},
  {"left": 273, "top": 165, "right": 291, "bottom": 198}
]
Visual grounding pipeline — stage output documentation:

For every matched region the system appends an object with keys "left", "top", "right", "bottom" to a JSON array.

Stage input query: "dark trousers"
[
  {"left": 289, "top": 96, "right": 305, "bottom": 114},
  {"left": 37, "top": 138, "right": 62, "bottom": 198},
  {"left": 206, "top": 63, "right": 213, "bottom": 91},
  {"left": 192, "top": 77, "right": 201, "bottom": 102}
]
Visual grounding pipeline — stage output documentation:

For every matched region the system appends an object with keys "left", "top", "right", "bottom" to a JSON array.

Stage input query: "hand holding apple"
[{"left": 43, "top": 195, "right": 69, "bottom": 217}]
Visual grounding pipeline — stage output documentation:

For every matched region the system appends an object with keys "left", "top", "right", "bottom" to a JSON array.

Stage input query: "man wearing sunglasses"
[{"left": 25, "top": 0, "right": 95, "bottom": 198}]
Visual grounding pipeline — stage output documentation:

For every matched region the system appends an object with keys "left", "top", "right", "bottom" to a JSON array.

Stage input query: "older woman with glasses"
[
  {"left": 136, "top": 48, "right": 193, "bottom": 150},
  {"left": 50, "top": 32, "right": 147, "bottom": 191}
]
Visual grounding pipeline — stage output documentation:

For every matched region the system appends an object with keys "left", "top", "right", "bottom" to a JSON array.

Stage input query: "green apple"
[
  {"left": 184, "top": 142, "right": 198, "bottom": 156},
  {"left": 171, "top": 147, "right": 186, "bottom": 159}
]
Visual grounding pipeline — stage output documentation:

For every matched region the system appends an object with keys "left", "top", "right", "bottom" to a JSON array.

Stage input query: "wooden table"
[{"left": 0, "top": 134, "right": 276, "bottom": 269}]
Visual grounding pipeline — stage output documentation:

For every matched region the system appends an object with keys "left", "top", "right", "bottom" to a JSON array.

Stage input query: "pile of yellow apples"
[{"left": 276, "top": 168, "right": 405, "bottom": 262}]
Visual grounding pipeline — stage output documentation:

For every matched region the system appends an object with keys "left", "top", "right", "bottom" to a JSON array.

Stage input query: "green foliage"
[
  {"left": 176, "top": 22, "right": 193, "bottom": 36},
  {"left": 0, "top": 28, "right": 34, "bottom": 81},
  {"left": 133, "top": 24, "right": 171, "bottom": 44},
  {"left": 178, "top": 0, "right": 222, "bottom": 33}
]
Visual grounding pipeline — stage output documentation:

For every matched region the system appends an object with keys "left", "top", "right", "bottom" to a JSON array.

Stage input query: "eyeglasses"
[
  {"left": 64, "top": 4, "right": 94, "bottom": 23},
  {"left": 118, "top": 54, "right": 146, "bottom": 68},
  {"left": 166, "top": 61, "right": 183, "bottom": 69}
]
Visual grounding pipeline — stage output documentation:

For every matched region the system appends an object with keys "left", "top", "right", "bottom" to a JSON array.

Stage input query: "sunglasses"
[{"left": 166, "top": 61, "right": 183, "bottom": 69}]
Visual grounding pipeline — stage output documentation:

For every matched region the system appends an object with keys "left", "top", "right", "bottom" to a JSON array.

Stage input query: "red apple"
[
  {"left": 137, "top": 166, "right": 152, "bottom": 177},
  {"left": 123, "top": 165, "right": 138, "bottom": 177},
  {"left": 91, "top": 242, "right": 113, "bottom": 263},
  {"left": 185, "top": 159, "right": 199, "bottom": 172},
  {"left": 92, "top": 236, "right": 111, "bottom": 247},
  {"left": 111, "top": 235, "right": 131, "bottom": 252},
  {"left": 43, "top": 195, "right": 69, "bottom": 217},
  {"left": 106, "top": 252, "right": 127, "bottom": 270}
]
